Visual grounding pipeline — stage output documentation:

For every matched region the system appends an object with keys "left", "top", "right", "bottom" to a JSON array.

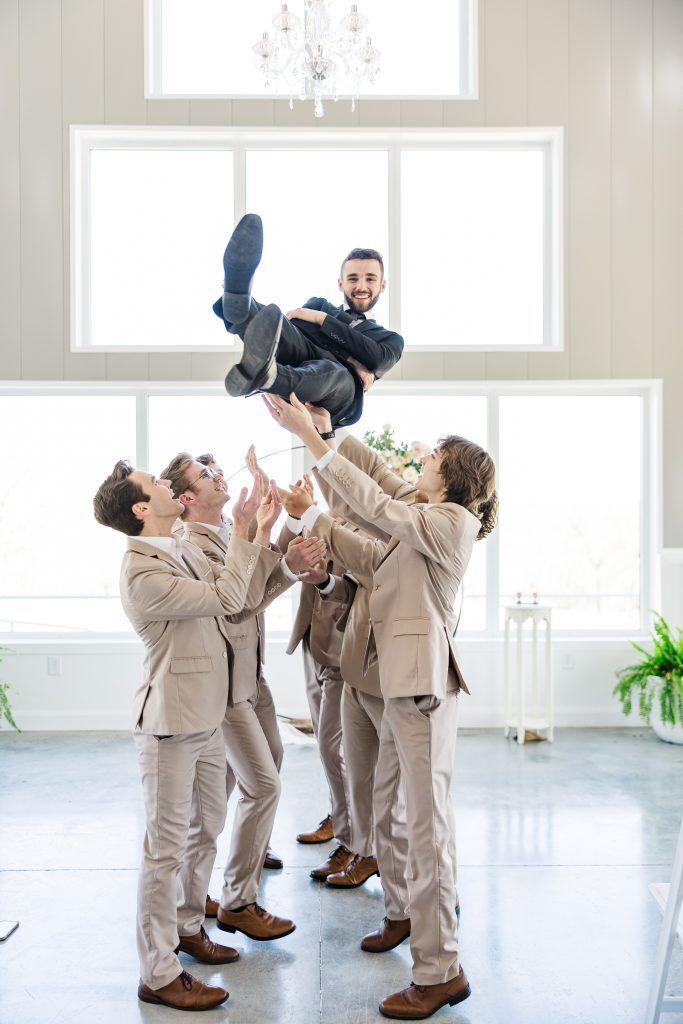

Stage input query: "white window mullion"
[
  {"left": 388, "top": 144, "right": 401, "bottom": 335},
  {"left": 234, "top": 143, "right": 246, "bottom": 223},
  {"left": 136, "top": 392, "right": 150, "bottom": 472}
]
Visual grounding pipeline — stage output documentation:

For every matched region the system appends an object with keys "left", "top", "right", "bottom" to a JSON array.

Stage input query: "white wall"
[{"left": 0, "top": 635, "right": 647, "bottom": 732}]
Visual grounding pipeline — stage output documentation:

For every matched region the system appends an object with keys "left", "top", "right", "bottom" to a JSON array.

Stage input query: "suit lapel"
[
  {"left": 374, "top": 535, "right": 400, "bottom": 570},
  {"left": 127, "top": 537, "right": 188, "bottom": 575}
]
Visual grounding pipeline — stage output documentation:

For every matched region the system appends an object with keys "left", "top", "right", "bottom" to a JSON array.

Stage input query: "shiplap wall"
[{"left": 0, "top": 0, "right": 681, "bottom": 541}]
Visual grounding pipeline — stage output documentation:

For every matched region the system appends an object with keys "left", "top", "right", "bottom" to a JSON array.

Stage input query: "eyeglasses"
[{"left": 185, "top": 466, "right": 216, "bottom": 491}]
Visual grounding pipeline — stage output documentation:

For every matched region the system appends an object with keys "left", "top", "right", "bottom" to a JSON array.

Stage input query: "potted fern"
[
  {"left": 0, "top": 645, "right": 19, "bottom": 732},
  {"left": 613, "top": 614, "right": 683, "bottom": 744}
]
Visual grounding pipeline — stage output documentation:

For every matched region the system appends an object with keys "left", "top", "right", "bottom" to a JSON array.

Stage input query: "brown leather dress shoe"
[
  {"left": 216, "top": 902, "right": 295, "bottom": 940},
  {"left": 379, "top": 967, "right": 471, "bottom": 1020},
  {"left": 297, "top": 814, "right": 334, "bottom": 844},
  {"left": 175, "top": 925, "right": 239, "bottom": 964},
  {"left": 310, "top": 844, "right": 354, "bottom": 880},
  {"left": 361, "top": 916, "right": 411, "bottom": 952},
  {"left": 204, "top": 894, "right": 219, "bottom": 918},
  {"left": 138, "top": 970, "right": 228, "bottom": 1011},
  {"left": 326, "top": 853, "right": 379, "bottom": 889},
  {"left": 263, "top": 846, "right": 283, "bottom": 869}
]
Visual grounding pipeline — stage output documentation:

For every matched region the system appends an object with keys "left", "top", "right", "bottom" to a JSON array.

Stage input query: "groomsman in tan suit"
[
  {"left": 93, "top": 462, "right": 286, "bottom": 1011},
  {"left": 265, "top": 394, "right": 498, "bottom": 1021},
  {"left": 159, "top": 451, "right": 325, "bottom": 942}
]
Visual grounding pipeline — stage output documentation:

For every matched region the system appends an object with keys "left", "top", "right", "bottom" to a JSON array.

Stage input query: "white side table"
[{"left": 503, "top": 603, "right": 554, "bottom": 745}]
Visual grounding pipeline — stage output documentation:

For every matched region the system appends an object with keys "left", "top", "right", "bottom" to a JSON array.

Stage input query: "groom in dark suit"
[{"left": 213, "top": 215, "right": 404, "bottom": 427}]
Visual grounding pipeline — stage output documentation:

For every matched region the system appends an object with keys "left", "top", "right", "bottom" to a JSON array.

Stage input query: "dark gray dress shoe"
[
  {"left": 225, "top": 303, "right": 282, "bottom": 397},
  {"left": 222, "top": 213, "right": 263, "bottom": 324}
]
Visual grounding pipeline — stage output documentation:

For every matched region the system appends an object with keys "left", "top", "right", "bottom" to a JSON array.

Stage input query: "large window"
[
  {"left": 145, "top": 0, "right": 476, "bottom": 99},
  {"left": 0, "top": 383, "right": 656, "bottom": 641},
  {"left": 71, "top": 127, "right": 563, "bottom": 353}
]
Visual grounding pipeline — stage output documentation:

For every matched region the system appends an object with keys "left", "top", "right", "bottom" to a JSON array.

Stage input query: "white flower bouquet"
[{"left": 362, "top": 424, "right": 430, "bottom": 486}]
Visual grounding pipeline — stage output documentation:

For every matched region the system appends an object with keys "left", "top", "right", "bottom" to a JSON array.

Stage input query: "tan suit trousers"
[
  {"left": 379, "top": 694, "right": 460, "bottom": 986},
  {"left": 220, "top": 687, "right": 282, "bottom": 909},
  {"left": 180, "top": 677, "right": 283, "bottom": 916},
  {"left": 302, "top": 638, "right": 351, "bottom": 848},
  {"left": 342, "top": 685, "right": 409, "bottom": 919},
  {"left": 134, "top": 727, "right": 227, "bottom": 990}
]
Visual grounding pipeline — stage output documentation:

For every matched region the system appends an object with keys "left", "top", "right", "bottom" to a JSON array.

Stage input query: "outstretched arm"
[{"left": 264, "top": 393, "right": 475, "bottom": 570}]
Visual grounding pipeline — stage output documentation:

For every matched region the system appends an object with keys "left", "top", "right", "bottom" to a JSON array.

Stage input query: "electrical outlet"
[
  {"left": 47, "top": 656, "right": 62, "bottom": 676},
  {"left": 560, "top": 654, "right": 575, "bottom": 671}
]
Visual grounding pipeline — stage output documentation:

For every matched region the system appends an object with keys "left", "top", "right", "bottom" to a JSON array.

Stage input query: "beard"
[{"left": 343, "top": 288, "right": 381, "bottom": 315}]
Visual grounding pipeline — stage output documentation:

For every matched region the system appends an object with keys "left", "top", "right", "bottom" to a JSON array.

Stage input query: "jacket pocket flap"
[
  {"left": 170, "top": 657, "right": 212, "bottom": 674},
  {"left": 392, "top": 618, "right": 430, "bottom": 637}
]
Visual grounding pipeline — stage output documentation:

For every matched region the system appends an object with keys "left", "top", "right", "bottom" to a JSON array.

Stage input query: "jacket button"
[
  {"left": 222, "top": 652, "right": 228, "bottom": 658},
  {"left": 374, "top": 584, "right": 381, "bottom": 590}
]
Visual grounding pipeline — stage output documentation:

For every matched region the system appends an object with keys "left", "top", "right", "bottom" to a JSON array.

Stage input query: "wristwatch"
[{"left": 319, "top": 430, "right": 336, "bottom": 440}]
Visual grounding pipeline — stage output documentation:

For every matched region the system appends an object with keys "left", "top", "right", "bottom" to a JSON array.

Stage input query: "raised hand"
[
  {"left": 245, "top": 444, "right": 269, "bottom": 492},
  {"left": 262, "top": 392, "right": 316, "bottom": 439},
  {"left": 346, "top": 356, "right": 375, "bottom": 393},
  {"left": 277, "top": 481, "right": 314, "bottom": 518},
  {"left": 230, "top": 486, "right": 252, "bottom": 539},
  {"left": 284, "top": 535, "right": 328, "bottom": 574},
  {"left": 304, "top": 403, "right": 333, "bottom": 434},
  {"left": 255, "top": 480, "right": 283, "bottom": 539},
  {"left": 298, "top": 562, "right": 331, "bottom": 586}
]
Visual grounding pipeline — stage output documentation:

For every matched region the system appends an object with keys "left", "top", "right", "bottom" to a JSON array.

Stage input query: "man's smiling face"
[{"left": 339, "top": 258, "right": 385, "bottom": 314}]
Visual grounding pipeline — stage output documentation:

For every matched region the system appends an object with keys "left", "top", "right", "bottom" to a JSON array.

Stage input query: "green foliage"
[
  {"left": 362, "top": 425, "right": 423, "bottom": 475},
  {"left": 0, "top": 646, "right": 20, "bottom": 732},
  {"left": 613, "top": 614, "right": 683, "bottom": 727}
]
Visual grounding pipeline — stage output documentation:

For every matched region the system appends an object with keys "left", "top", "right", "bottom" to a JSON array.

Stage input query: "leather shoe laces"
[
  {"left": 410, "top": 983, "right": 428, "bottom": 994},
  {"left": 179, "top": 971, "right": 194, "bottom": 991}
]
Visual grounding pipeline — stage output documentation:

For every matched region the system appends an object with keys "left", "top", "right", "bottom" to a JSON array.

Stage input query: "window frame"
[
  {"left": 70, "top": 124, "right": 564, "bottom": 354},
  {"left": 0, "top": 379, "right": 659, "bottom": 643},
  {"left": 143, "top": 0, "right": 479, "bottom": 101}
]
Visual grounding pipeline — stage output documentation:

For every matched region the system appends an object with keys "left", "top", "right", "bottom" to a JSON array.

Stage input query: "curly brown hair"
[
  {"left": 93, "top": 460, "right": 149, "bottom": 536},
  {"left": 436, "top": 435, "right": 498, "bottom": 540}
]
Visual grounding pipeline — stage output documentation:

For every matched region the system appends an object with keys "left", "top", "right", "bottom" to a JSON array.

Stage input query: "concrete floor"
[{"left": 1, "top": 728, "right": 682, "bottom": 1024}]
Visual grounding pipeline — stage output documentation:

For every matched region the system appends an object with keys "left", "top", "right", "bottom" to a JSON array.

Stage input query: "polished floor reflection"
[{"left": 1, "top": 728, "right": 682, "bottom": 1024}]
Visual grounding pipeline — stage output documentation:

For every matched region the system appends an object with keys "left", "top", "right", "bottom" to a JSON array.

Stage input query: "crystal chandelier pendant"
[{"left": 253, "top": 2, "right": 380, "bottom": 117}]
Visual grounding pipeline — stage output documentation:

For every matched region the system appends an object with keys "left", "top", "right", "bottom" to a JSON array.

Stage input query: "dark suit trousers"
[{"left": 215, "top": 297, "right": 357, "bottom": 424}]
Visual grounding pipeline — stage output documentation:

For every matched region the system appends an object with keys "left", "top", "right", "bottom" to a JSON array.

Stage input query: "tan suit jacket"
[
  {"left": 312, "top": 447, "right": 481, "bottom": 699},
  {"left": 279, "top": 522, "right": 348, "bottom": 668},
  {"left": 182, "top": 520, "right": 294, "bottom": 704},
  {"left": 314, "top": 433, "right": 417, "bottom": 539},
  {"left": 121, "top": 533, "right": 280, "bottom": 734},
  {"left": 315, "top": 434, "right": 420, "bottom": 699}
]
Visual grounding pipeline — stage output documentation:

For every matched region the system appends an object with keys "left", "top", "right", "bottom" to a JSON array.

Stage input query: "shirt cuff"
[
  {"left": 301, "top": 505, "right": 324, "bottom": 532},
  {"left": 314, "top": 448, "right": 335, "bottom": 472},
  {"left": 280, "top": 558, "right": 300, "bottom": 583},
  {"left": 286, "top": 515, "right": 304, "bottom": 535},
  {"left": 317, "top": 575, "right": 336, "bottom": 596}
]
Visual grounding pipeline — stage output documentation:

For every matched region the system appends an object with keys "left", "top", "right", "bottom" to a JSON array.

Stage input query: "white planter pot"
[{"left": 650, "top": 694, "right": 683, "bottom": 745}]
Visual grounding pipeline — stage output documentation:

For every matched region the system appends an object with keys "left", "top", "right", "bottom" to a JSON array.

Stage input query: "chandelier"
[{"left": 253, "top": 1, "right": 381, "bottom": 118}]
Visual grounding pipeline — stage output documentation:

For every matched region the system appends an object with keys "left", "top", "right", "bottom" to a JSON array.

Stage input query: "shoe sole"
[
  {"left": 361, "top": 930, "right": 411, "bottom": 953},
  {"left": 223, "top": 214, "right": 263, "bottom": 295},
  {"left": 378, "top": 984, "right": 471, "bottom": 1020},
  {"left": 216, "top": 920, "right": 296, "bottom": 941},
  {"left": 326, "top": 869, "right": 380, "bottom": 889},
  {"left": 263, "top": 862, "right": 284, "bottom": 870},
  {"left": 224, "top": 304, "right": 281, "bottom": 397},
  {"left": 297, "top": 835, "right": 334, "bottom": 844},
  {"left": 138, "top": 991, "right": 229, "bottom": 1011}
]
